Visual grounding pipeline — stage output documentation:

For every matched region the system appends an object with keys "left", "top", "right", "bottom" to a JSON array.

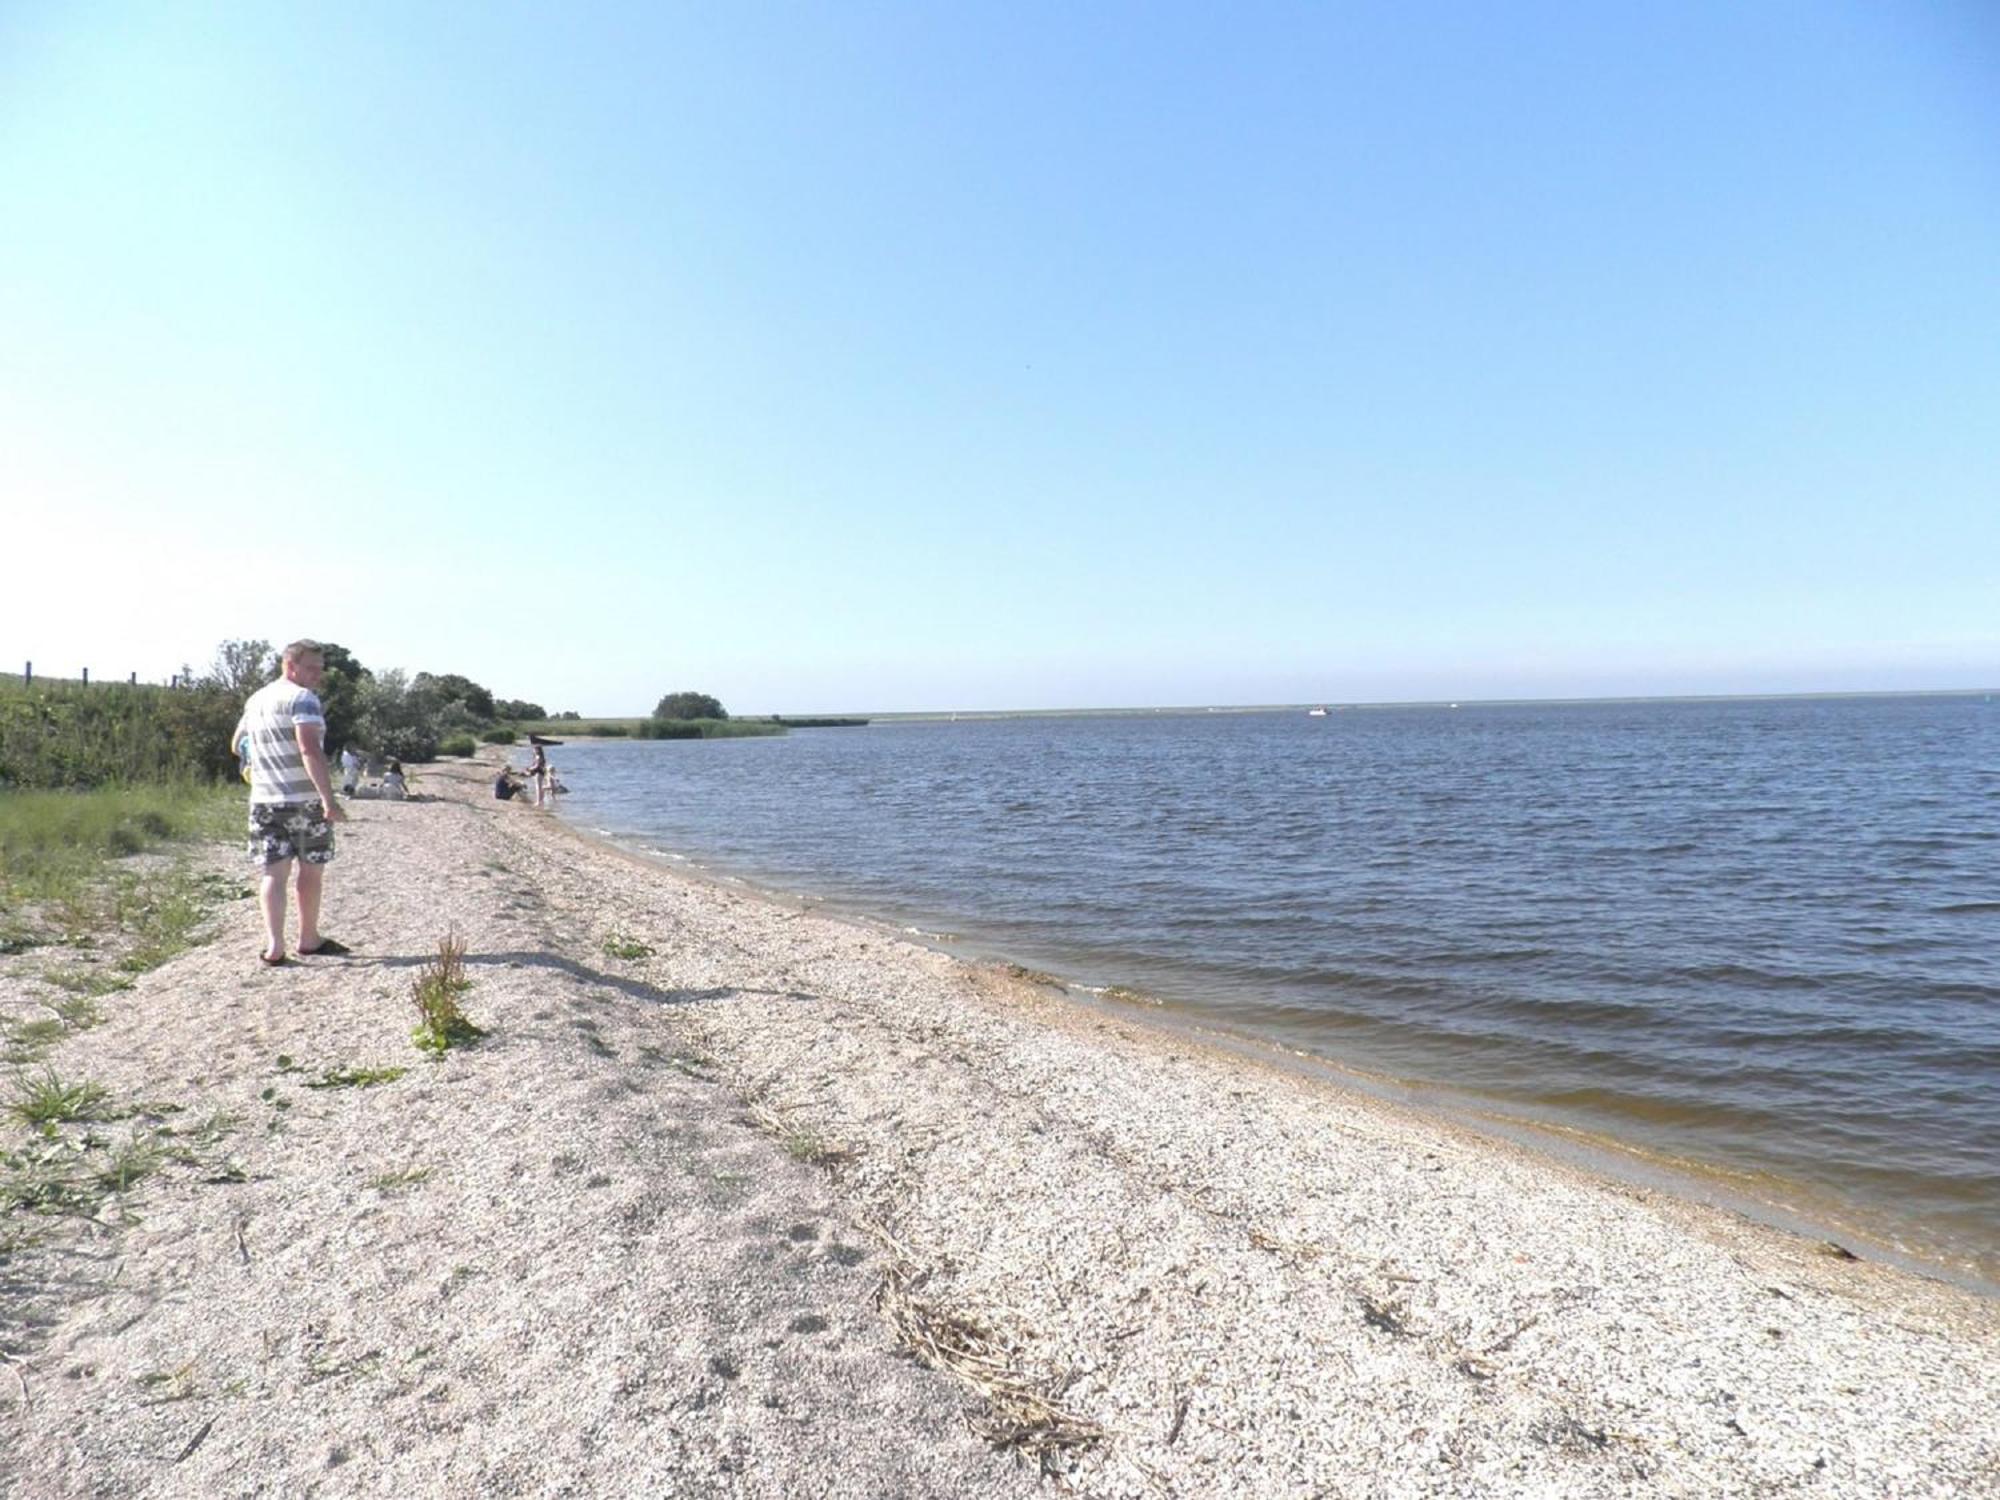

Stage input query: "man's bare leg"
[
  {"left": 297, "top": 860, "right": 325, "bottom": 952},
  {"left": 260, "top": 857, "right": 293, "bottom": 959}
]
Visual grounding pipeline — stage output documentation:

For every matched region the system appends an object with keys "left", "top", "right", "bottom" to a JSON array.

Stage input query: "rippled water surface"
[{"left": 554, "top": 697, "right": 2000, "bottom": 1285}]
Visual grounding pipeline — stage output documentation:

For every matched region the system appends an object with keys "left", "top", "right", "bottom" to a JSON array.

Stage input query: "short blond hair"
[{"left": 281, "top": 639, "right": 325, "bottom": 666}]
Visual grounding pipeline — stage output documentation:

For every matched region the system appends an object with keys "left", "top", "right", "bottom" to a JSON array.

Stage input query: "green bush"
[
  {"left": 653, "top": 691, "right": 728, "bottom": 721},
  {"left": 438, "top": 734, "right": 477, "bottom": 757},
  {"left": 0, "top": 678, "right": 240, "bottom": 789},
  {"left": 583, "top": 724, "right": 630, "bottom": 737},
  {"left": 479, "top": 728, "right": 518, "bottom": 745}
]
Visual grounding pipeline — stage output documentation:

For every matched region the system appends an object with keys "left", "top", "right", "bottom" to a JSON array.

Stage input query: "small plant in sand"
[
  {"left": 3, "top": 1018, "right": 68, "bottom": 1067},
  {"left": 10, "top": 1067, "right": 110, "bottom": 1125},
  {"left": 367, "top": 1165, "right": 432, "bottom": 1191},
  {"left": 748, "top": 1100, "right": 853, "bottom": 1170},
  {"left": 602, "top": 932, "right": 653, "bottom": 961},
  {"left": 411, "top": 930, "right": 484, "bottom": 1055}
]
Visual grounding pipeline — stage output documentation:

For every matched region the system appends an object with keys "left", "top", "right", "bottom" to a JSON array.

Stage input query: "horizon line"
[{"left": 757, "top": 685, "right": 2000, "bottom": 721}]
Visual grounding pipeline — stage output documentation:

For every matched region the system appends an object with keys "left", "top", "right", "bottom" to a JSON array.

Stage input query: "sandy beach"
[{"left": 3, "top": 754, "right": 1996, "bottom": 1499}]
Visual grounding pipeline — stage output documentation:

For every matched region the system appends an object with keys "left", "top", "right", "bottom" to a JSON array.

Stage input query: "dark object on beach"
[
  {"left": 1816, "top": 1240, "right": 1861, "bottom": 1262},
  {"left": 527, "top": 733, "right": 565, "bottom": 746}
]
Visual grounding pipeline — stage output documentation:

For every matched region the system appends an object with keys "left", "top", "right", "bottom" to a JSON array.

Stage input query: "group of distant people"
[
  {"left": 338, "top": 745, "right": 408, "bottom": 800},
  {"left": 493, "top": 740, "right": 558, "bottom": 807}
]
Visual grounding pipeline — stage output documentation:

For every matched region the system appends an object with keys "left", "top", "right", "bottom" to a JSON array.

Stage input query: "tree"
[
  {"left": 314, "top": 642, "right": 371, "bottom": 754},
  {"left": 204, "top": 639, "right": 275, "bottom": 698},
  {"left": 494, "top": 698, "right": 547, "bottom": 721},
  {"left": 656, "top": 692, "right": 728, "bottom": 724},
  {"left": 654, "top": 691, "right": 727, "bottom": 721},
  {"left": 352, "top": 669, "right": 440, "bottom": 763},
  {"left": 411, "top": 672, "right": 495, "bottom": 723}
]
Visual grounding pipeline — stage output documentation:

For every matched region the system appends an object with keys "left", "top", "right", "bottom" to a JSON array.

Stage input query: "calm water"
[{"left": 553, "top": 697, "right": 2000, "bottom": 1288}]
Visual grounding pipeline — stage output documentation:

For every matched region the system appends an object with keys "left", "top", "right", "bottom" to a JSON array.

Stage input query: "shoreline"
[
  {"left": 4, "top": 756, "right": 1996, "bottom": 1496},
  {"left": 553, "top": 783, "right": 2000, "bottom": 1301}
]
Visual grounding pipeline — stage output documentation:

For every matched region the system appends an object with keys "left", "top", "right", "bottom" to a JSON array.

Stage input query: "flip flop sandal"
[{"left": 259, "top": 952, "right": 290, "bottom": 967}]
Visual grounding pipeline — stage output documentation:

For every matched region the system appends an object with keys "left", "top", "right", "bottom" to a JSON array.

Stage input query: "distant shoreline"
[{"left": 845, "top": 686, "right": 1999, "bottom": 722}]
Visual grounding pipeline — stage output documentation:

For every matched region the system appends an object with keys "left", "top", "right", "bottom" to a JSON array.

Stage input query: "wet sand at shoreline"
[{"left": 3, "top": 755, "right": 1995, "bottom": 1497}]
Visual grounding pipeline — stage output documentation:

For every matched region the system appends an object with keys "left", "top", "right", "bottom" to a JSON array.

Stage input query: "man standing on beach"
[{"left": 232, "top": 640, "right": 348, "bottom": 965}]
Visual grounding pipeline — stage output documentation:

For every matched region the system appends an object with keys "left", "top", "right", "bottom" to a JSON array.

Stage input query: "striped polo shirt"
[{"left": 239, "top": 678, "right": 327, "bottom": 806}]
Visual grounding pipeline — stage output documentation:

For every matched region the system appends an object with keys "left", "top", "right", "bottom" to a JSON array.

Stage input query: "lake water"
[{"left": 551, "top": 696, "right": 2000, "bottom": 1289}]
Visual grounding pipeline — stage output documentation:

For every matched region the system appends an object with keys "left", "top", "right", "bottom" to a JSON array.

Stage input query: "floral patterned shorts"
[{"left": 247, "top": 802, "right": 335, "bottom": 867}]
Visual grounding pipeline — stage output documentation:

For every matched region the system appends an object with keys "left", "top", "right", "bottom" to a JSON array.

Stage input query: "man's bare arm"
[{"left": 296, "top": 722, "right": 348, "bottom": 822}]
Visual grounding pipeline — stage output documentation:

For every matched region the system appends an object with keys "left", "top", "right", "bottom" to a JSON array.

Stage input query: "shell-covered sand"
[{"left": 3, "top": 756, "right": 1995, "bottom": 1498}]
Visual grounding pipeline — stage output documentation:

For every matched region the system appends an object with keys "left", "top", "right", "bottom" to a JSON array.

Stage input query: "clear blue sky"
[{"left": 3, "top": 3, "right": 1995, "bottom": 713}]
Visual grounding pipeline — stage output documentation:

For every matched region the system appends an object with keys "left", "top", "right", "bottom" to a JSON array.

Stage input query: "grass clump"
[
  {"left": 42, "top": 967, "right": 131, "bottom": 1001},
  {"left": 367, "top": 1165, "right": 432, "bottom": 1191},
  {"left": 437, "top": 734, "right": 477, "bottom": 757},
  {"left": 602, "top": 932, "right": 653, "bottom": 960},
  {"left": 10, "top": 1068, "right": 110, "bottom": 1125},
  {"left": 411, "top": 931, "right": 484, "bottom": 1055},
  {"left": 112, "top": 867, "right": 233, "bottom": 972},
  {"left": 479, "top": 728, "right": 518, "bottom": 744},
  {"left": 748, "top": 1101, "right": 853, "bottom": 1170},
  {"left": 93, "top": 1137, "right": 162, "bottom": 1192},
  {"left": 4, "top": 1018, "right": 69, "bottom": 1066}
]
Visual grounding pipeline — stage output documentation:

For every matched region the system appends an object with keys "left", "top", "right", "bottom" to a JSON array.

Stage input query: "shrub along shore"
[{"left": 1, "top": 754, "right": 1993, "bottom": 1497}]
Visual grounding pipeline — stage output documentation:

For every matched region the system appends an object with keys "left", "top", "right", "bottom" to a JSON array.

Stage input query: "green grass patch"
[
  {"left": 112, "top": 867, "right": 235, "bottom": 973},
  {"left": 10, "top": 1068, "right": 110, "bottom": 1125},
  {"left": 367, "top": 1165, "right": 432, "bottom": 1191},
  {"left": 41, "top": 967, "right": 131, "bottom": 1001},
  {"left": 93, "top": 1137, "right": 161, "bottom": 1192},
  {"left": 0, "top": 785, "right": 240, "bottom": 970},
  {"left": 4, "top": 988, "right": 116, "bottom": 1061},
  {"left": 0, "top": 1138, "right": 102, "bottom": 1216},
  {"left": 4, "top": 1018, "right": 68, "bottom": 1064},
  {"left": 0, "top": 783, "right": 237, "bottom": 902},
  {"left": 437, "top": 734, "right": 478, "bottom": 757},
  {"left": 411, "top": 931, "right": 484, "bottom": 1055},
  {"left": 601, "top": 932, "right": 653, "bottom": 960}
]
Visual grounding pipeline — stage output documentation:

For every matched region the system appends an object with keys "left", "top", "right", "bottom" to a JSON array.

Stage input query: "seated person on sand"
[
  {"left": 493, "top": 766, "right": 529, "bottom": 801},
  {"left": 381, "top": 760, "right": 409, "bottom": 800}
]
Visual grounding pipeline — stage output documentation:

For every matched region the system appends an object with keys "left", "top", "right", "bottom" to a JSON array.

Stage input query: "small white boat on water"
[{"left": 1307, "top": 706, "right": 1329, "bottom": 717}]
